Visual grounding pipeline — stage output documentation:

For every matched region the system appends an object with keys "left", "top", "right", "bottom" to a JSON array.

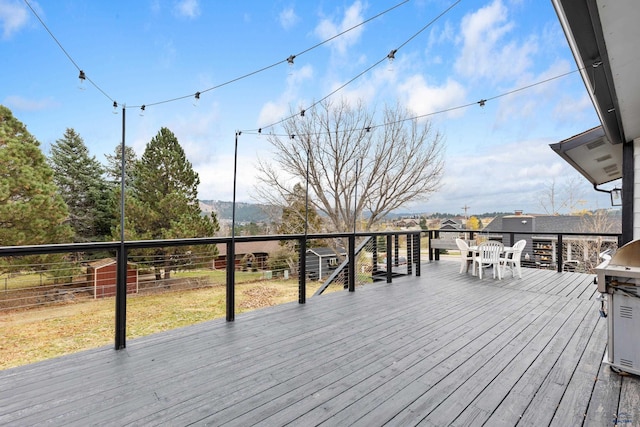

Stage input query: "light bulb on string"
[
  {"left": 140, "top": 105, "right": 146, "bottom": 117},
  {"left": 387, "top": 49, "right": 397, "bottom": 72},
  {"left": 78, "top": 70, "right": 86, "bottom": 90},
  {"left": 112, "top": 101, "right": 118, "bottom": 114},
  {"left": 193, "top": 92, "right": 201, "bottom": 107},
  {"left": 257, "top": 128, "right": 262, "bottom": 139},
  {"left": 287, "top": 55, "right": 295, "bottom": 76}
]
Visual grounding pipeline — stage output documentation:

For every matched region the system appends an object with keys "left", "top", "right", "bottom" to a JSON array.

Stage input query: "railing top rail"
[
  {"left": 429, "top": 229, "right": 621, "bottom": 238},
  {"left": 0, "top": 230, "right": 422, "bottom": 257}
]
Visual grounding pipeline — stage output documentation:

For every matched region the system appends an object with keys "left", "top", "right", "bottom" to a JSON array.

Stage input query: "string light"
[
  {"left": 243, "top": 0, "right": 464, "bottom": 135},
  {"left": 246, "top": 68, "right": 580, "bottom": 139},
  {"left": 287, "top": 55, "right": 296, "bottom": 76},
  {"left": 140, "top": 105, "right": 145, "bottom": 116},
  {"left": 31, "top": 0, "right": 567, "bottom": 146},
  {"left": 387, "top": 49, "right": 397, "bottom": 71},
  {"left": 26, "top": 0, "right": 410, "bottom": 111},
  {"left": 300, "top": 109, "right": 305, "bottom": 117},
  {"left": 193, "top": 92, "right": 200, "bottom": 107},
  {"left": 78, "top": 70, "right": 86, "bottom": 90}
]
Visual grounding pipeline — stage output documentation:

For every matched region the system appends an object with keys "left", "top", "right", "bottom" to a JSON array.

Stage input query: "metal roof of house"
[
  {"left": 484, "top": 214, "right": 621, "bottom": 234},
  {"left": 306, "top": 247, "right": 347, "bottom": 257}
]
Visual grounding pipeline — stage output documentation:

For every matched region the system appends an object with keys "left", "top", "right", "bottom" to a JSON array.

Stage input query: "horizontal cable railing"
[
  {"left": 0, "top": 231, "right": 421, "bottom": 353},
  {"left": 427, "top": 229, "right": 622, "bottom": 273}
]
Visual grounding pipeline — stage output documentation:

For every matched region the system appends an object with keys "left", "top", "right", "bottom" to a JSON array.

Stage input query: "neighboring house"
[
  {"left": 484, "top": 212, "right": 621, "bottom": 271},
  {"left": 439, "top": 219, "right": 463, "bottom": 230},
  {"left": 214, "top": 240, "right": 282, "bottom": 270},
  {"left": 306, "top": 247, "right": 347, "bottom": 280},
  {"left": 85, "top": 258, "right": 138, "bottom": 299},
  {"left": 394, "top": 218, "right": 419, "bottom": 229}
]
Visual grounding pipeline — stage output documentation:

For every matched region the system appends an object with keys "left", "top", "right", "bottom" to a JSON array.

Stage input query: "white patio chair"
[
  {"left": 501, "top": 239, "right": 526, "bottom": 279},
  {"left": 455, "top": 238, "right": 473, "bottom": 274},
  {"left": 473, "top": 241, "right": 504, "bottom": 279}
]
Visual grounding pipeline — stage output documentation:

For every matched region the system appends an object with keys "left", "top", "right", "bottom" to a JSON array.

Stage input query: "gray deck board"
[{"left": 2, "top": 259, "right": 640, "bottom": 426}]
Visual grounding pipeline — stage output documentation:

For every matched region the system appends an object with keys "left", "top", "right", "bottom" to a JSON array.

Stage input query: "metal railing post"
[
  {"left": 348, "top": 234, "right": 356, "bottom": 292},
  {"left": 557, "top": 234, "right": 563, "bottom": 273},
  {"left": 226, "top": 240, "right": 235, "bottom": 321},
  {"left": 115, "top": 245, "right": 127, "bottom": 349},
  {"left": 386, "top": 234, "right": 393, "bottom": 283},
  {"left": 298, "top": 236, "right": 306, "bottom": 303}
]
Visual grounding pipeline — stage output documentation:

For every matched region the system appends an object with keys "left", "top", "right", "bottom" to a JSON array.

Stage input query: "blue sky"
[{"left": 0, "top": 0, "right": 617, "bottom": 216}]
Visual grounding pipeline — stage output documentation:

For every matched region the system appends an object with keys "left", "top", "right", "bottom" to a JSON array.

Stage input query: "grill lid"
[{"left": 608, "top": 239, "right": 640, "bottom": 267}]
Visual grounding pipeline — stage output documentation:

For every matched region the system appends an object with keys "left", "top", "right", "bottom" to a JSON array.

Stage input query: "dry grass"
[{"left": 0, "top": 279, "right": 342, "bottom": 370}]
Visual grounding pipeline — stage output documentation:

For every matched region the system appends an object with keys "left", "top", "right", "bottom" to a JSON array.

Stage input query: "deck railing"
[
  {"left": 0, "top": 230, "right": 421, "bottom": 350},
  {"left": 427, "top": 229, "right": 622, "bottom": 273}
]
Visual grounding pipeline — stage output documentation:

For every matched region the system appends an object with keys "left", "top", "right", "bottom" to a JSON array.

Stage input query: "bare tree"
[
  {"left": 571, "top": 209, "right": 621, "bottom": 273},
  {"left": 537, "top": 176, "right": 587, "bottom": 215},
  {"left": 254, "top": 99, "right": 445, "bottom": 232}
]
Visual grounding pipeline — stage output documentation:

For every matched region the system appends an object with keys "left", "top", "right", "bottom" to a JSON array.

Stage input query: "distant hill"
[{"left": 199, "top": 200, "right": 278, "bottom": 223}]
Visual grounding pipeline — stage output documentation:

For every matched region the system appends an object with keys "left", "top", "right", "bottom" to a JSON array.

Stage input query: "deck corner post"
[{"left": 115, "top": 245, "right": 127, "bottom": 350}]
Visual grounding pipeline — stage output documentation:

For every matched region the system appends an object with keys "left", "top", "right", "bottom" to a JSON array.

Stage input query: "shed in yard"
[
  {"left": 306, "top": 247, "right": 347, "bottom": 280},
  {"left": 86, "top": 258, "right": 138, "bottom": 299},
  {"left": 214, "top": 240, "right": 282, "bottom": 270}
]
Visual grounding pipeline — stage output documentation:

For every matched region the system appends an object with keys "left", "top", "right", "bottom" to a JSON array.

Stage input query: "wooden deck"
[{"left": 2, "top": 260, "right": 640, "bottom": 426}]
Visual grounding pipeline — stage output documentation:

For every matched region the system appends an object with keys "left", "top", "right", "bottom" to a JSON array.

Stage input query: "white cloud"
[
  {"left": 552, "top": 92, "right": 593, "bottom": 124},
  {"left": 257, "top": 64, "right": 314, "bottom": 127},
  {"left": 427, "top": 20, "right": 454, "bottom": 50},
  {"left": 417, "top": 138, "right": 592, "bottom": 214},
  {"left": 454, "top": 0, "right": 537, "bottom": 83},
  {"left": 0, "top": 0, "right": 29, "bottom": 39},
  {"left": 279, "top": 7, "right": 299, "bottom": 30},
  {"left": 493, "top": 59, "right": 576, "bottom": 130},
  {"left": 174, "top": 0, "right": 200, "bottom": 19},
  {"left": 314, "top": 1, "right": 365, "bottom": 56},
  {"left": 3, "top": 95, "right": 58, "bottom": 111},
  {"left": 397, "top": 74, "right": 467, "bottom": 119}
]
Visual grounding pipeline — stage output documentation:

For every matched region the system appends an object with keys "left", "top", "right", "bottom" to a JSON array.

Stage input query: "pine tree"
[
  {"left": 105, "top": 143, "right": 137, "bottom": 186},
  {"left": 0, "top": 105, "right": 73, "bottom": 246},
  {"left": 127, "top": 127, "right": 219, "bottom": 277},
  {"left": 277, "top": 183, "right": 322, "bottom": 235},
  {"left": 49, "top": 128, "right": 112, "bottom": 241}
]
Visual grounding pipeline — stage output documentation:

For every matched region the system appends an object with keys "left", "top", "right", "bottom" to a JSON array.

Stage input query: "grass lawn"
[{"left": 0, "top": 279, "right": 344, "bottom": 370}]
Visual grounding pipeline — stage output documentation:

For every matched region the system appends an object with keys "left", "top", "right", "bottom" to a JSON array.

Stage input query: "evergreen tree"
[
  {"left": 105, "top": 143, "right": 137, "bottom": 185},
  {"left": 127, "top": 127, "right": 218, "bottom": 278},
  {"left": 49, "top": 128, "right": 112, "bottom": 241},
  {"left": 277, "top": 183, "right": 323, "bottom": 235},
  {"left": 0, "top": 105, "right": 74, "bottom": 246}
]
